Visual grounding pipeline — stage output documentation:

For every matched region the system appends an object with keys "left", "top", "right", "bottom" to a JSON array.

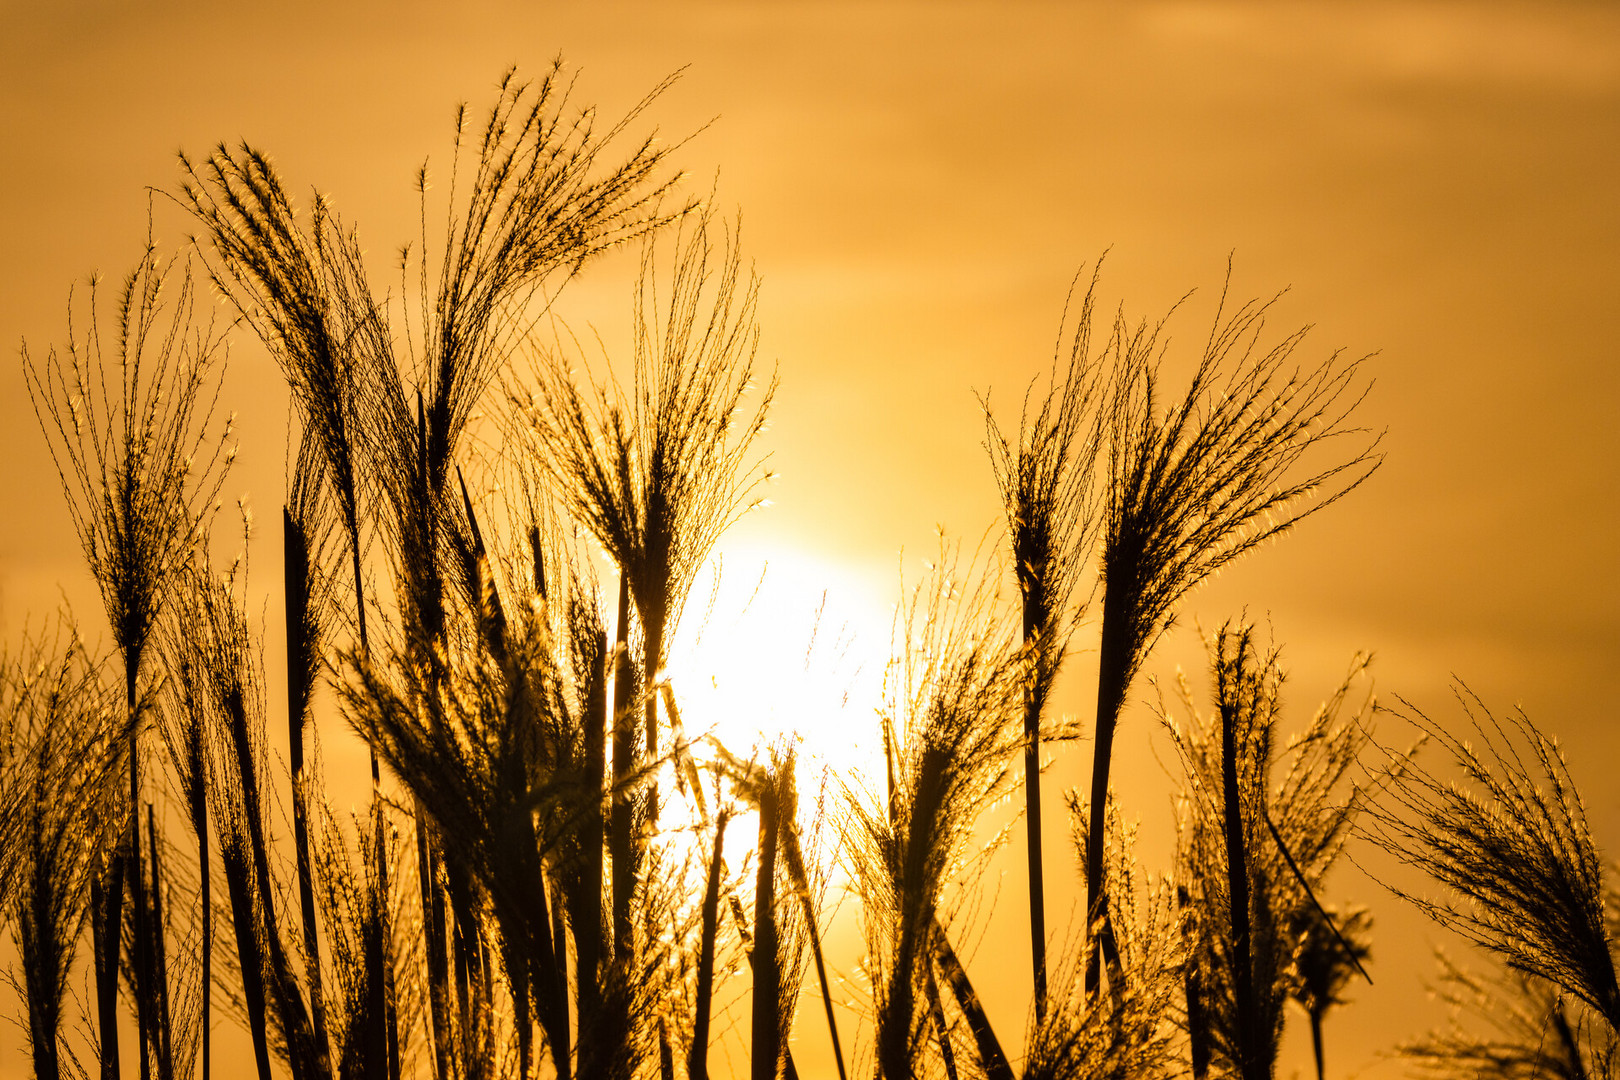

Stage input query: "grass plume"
[{"left": 1085, "top": 266, "right": 1381, "bottom": 998}]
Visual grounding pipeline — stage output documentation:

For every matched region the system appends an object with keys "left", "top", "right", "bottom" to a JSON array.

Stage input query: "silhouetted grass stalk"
[
  {"left": 1085, "top": 267, "right": 1380, "bottom": 1000},
  {"left": 23, "top": 235, "right": 233, "bottom": 1080},
  {"left": 1365, "top": 689, "right": 1620, "bottom": 1035},
  {"left": 983, "top": 263, "right": 1103, "bottom": 1025},
  {"left": 1166, "top": 625, "right": 1376, "bottom": 1080},
  {"left": 2, "top": 625, "right": 123, "bottom": 1080}
]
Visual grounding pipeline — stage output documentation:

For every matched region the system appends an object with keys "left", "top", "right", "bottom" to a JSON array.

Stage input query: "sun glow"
[{"left": 662, "top": 545, "right": 894, "bottom": 790}]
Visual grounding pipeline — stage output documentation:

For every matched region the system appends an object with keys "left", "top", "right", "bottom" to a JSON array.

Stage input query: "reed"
[
  {"left": 982, "top": 261, "right": 1105, "bottom": 1024},
  {"left": 4, "top": 61, "right": 1425, "bottom": 1080},
  {"left": 842, "top": 545, "right": 1026, "bottom": 1080},
  {"left": 1289, "top": 903, "right": 1371, "bottom": 1080},
  {"left": 1, "top": 623, "right": 124, "bottom": 1080},
  {"left": 23, "top": 232, "right": 233, "bottom": 1080},
  {"left": 1163, "top": 625, "right": 1375, "bottom": 1080},
  {"left": 1365, "top": 690, "right": 1620, "bottom": 1035},
  {"left": 1084, "top": 266, "right": 1380, "bottom": 1001},
  {"left": 1018, "top": 791, "right": 1180, "bottom": 1080}
]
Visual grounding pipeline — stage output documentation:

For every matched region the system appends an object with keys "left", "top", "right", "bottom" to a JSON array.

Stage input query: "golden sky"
[{"left": 3, "top": 2, "right": 1619, "bottom": 1078}]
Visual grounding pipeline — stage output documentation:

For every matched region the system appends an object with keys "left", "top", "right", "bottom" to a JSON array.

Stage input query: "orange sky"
[{"left": 3, "top": 3, "right": 1619, "bottom": 1078}]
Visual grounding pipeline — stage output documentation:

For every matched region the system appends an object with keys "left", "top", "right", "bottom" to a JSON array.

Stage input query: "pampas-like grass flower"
[
  {"left": 1084, "top": 268, "right": 1381, "bottom": 999},
  {"left": 1365, "top": 689, "right": 1620, "bottom": 1035}
]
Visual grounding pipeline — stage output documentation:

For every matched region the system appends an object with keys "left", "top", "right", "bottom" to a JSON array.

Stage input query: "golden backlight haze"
[{"left": 2, "top": 3, "right": 1618, "bottom": 1078}]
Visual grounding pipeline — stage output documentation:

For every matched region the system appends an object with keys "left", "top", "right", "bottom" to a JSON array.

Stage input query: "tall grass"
[
  {"left": 1365, "top": 690, "right": 1620, "bottom": 1041},
  {"left": 983, "top": 263, "right": 1104, "bottom": 1024},
  {"left": 23, "top": 233, "right": 234, "bottom": 1080},
  {"left": 1083, "top": 271, "right": 1380, "bottom": 1001},
  {"left": 1, "top": 623, "right": 124, "bottom": 1080},
  {"left": 843, "top": 545, "right": 1026, "bottom": 1080},
  {"left": 1162, "top": 625, "right": 1374, "bottom": 1080},
  {"left": 6, "top": 64, "right": 1418, "bottom": 1080}
]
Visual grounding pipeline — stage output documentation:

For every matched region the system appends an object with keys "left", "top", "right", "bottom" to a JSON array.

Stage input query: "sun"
[{"left": 661, "top": 544, "right": 894, "bottom": 790}]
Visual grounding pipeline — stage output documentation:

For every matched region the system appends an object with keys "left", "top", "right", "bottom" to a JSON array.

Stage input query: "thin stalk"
[
  {"left": 780, "top": 826, "right": 846, "bottom": 1080},
  {"left": 609, "top": 574, "right": 636, "bottom": 961},
  {"left": 197, "top": 789, "right": 211, "bottom": 1080},
  {"left": 1178, "top": 885, "right": 1210, "bottom": 1080},
  {"left": 221, "top": 829, "right": 275, "bottom": 1080},
  {"left": 690, "top": 809, "right": 730, "bottom": 1080},
  {"left": 147, "top": 806, "right": 175, "bottom": 1080},
  {"left": 578, "top": 620, "right": 608, "bottom": 1026},
  {"left": 285, "top": 507, "right": 332, "bottom": 1077},
  {"left": 548, "top": 876, "right": 571, "bottom": 1066},
  {"left": 752, "top": 786, "right": 781, "bottom": 1080},
  {"left": 933, "top": 925, "right": 1012, "bottom": 1080},
  {"left": 1022, "top": 643, "right": 1048, "bottom": 1023},
  {"left": 925, "top": 964, "right": 959, "bottom": 1080},
  {"left": 1084, "top": 618, "right": 1129, "bottom": 1001},
  {"left": 1218, "top": 656, "right": 1258, "bottom": 1080},
  {"left": 127, "top": 656, "right": 156, "bottom": 1080},
  {"left": 418, "top": 820, "right": 452, "bottom": 1080},
  {"left": 93, "top": 853, "right": 124, "bottom": 1080}
]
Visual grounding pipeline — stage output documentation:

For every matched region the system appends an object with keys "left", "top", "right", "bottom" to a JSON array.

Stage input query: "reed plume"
[
  {"left": 1163, "top": 625, "right": 1374, "bottom": 1080},
  {"left": 169, "top": 549, "right": 326, "bottom": 1080},
  {"left": 515, "top": 209, "right": 775, "bottom": 1076},
  {"left": 23, "top": 233, "right": 234, "bottom": 1080},
  {"left": 1399, "top": 949, "right": 1616, "bottom": 1080},
  {"left": 1019, "top": 792, "right": 1180, "bottom": 1080},
  {"left": 517, "top": 207, "right": 775, "bottom": 824},
  {"left": 186, "top": 64, "right": 684, "bottom": 1077},
  {"left": 1289, "top": 902, "right": 1371, "bottom": 1080},
  {"left": 982, "top": 262, "right": 1105, "bottom": 1024},
  {"left": 843, "top": 545, "right": 1026, "bottom": 1080},
  {"left": 1, "top": 622, "right": 125, "bottom": 1080},
  {"left": 1364, "top": 689, "right": 1620, "bottom": 1034},
  {"left": 1084, "top": 267, "right": 1380, "bottom": 999}
]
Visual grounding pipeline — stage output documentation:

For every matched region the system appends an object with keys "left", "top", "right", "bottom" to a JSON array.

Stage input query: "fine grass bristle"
[
  {"left": 983, "top": 258, "right": 1106, "bottom": 1025},
  {"left": 2, "top": 622, "right": 123, "bottom": 1080},
  {"left": 1364, "top": 689, "right": 1620, "bottom": 1034},
  {"left": 1084, "top": 263, "right": 1381, "bottom": 1002},
  {"left": 1163, "top": 624, "right": 1376, "bottom": 1080},
  {"left": 1399, "top": 948, "right": 1615, "bottom": 1080}
]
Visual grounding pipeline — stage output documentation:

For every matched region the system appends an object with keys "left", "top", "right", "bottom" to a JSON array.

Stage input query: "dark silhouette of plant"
[
  {"left": 23, "top": 235, "right": 233, "bottom": 1080},
  {"left": 514, "top": 208, "right": 774, "bottom": 1075},
  {"left": 1364, "top": 690, "right": 1620, "bottom": 1038},
  {"left": 1289, "top": 903, "right": 1371, "bottom": 1080},
  {"left": 1164, "top": 625, "right": 1374, "bottom": 1080},
  {"left": 168, "top": 551, "right": 326, "bottom": 1080},
  {"left": 308, "top": 794, "right": 423, "bottom": 1080},
  {"left": 1, "top": 623, "right": 125, "bottom": 1080},
  {"left": 1018, "top": 791, "right": 1180, "bottom": 1080},
  {"left": 3, "top": 61, "right": 1414, "bottom": 1080},
  {"left": 1399, "top": 950, "right": 1617, "bottom": 1080},
  {"left": 183, "top": 63, "right": 686, "bottom": 1079},
  {"left": 982, "top": 263, "right": 1104, "bottom": 1023},
  {"left": 158, "top": 610, "right": 217, "bottom": 1080},
  {"left": 282, "top": 438, "right": 342, "bottom": 1079},
  {"left": 1084, "top": 271, "right": 1380, "bottom": 1000},
  {"left": 518, "top": 208, "right": 773, "bottom": 834},
  {"left": 688, "top": 799, "right": 732, "bottom": 1080},
  {"left": 843, "top": 548, "right": 1026, "bottom": 1080},
  {"left": 339, "top": 556, "right": 598, "bottom": 1079}
]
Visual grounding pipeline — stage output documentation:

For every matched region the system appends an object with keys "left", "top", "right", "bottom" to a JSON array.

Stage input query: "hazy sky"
[{"left": 3, "top": 3, "right": 1619, "bottom": 1078}]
